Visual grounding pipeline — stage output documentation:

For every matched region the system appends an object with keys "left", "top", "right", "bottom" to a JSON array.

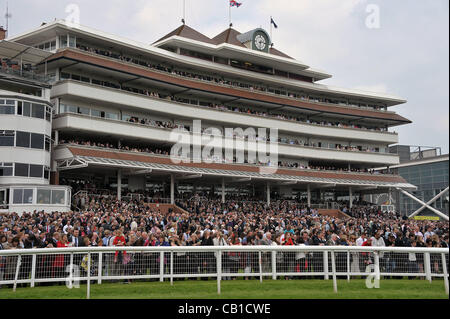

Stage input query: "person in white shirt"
[{"left": 356, "top": 233, "right": 367, "bottom": 246}]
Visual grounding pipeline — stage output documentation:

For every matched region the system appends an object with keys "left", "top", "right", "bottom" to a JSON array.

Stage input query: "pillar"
[
  {"left": 267, "top": 182, "right": 271, "bottom": 206},
  {"left": 54, "top": 130, "right": 59, "bottom": 146},
  {"left": 170, "top": 174, "right": 175, "bottom": 204},
  {"left": 221, "top": 178, "right": 225, "bottom": 204},
  {"left": 117, "top": 170, "right": 122, "bottom": 201},
  {"left": 349, "top": 187, "right": 353, "bottom": 209},
  {"left": 307, "top": 184, "right": 311, "bottom": 208}
]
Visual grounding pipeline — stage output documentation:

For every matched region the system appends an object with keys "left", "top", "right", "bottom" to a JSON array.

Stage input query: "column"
[
  {"left": 170, "top": 174, "right": 175, "bottom": 204},
  {"left": 117, "top": 170, "right": 122, "bottom": 201},
  {"left": 267, "top": 182, "right": 271, "bottom": 206},
  {"left": 221, "top": 178, "right": 226, "bottom": 204},
  {"left": 307, "top": 184, "right": 311, "bottom": 208},
  {"left": 54, "top": 130, "right": 59, "bottom": 146},
  {"left": 349, "top": 187, "right": 353, "bottom": 209}
]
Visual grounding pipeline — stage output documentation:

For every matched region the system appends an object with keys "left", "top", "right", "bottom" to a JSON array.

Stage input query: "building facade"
[{"left": 1, "top": 20, "right": 417, "bottom": 212}]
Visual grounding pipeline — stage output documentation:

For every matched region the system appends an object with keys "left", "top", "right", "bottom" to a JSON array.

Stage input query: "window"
[
  {"left": 23, "top": 102, "right": 31, "bottom": 117},
  {"left": 46, "top": 106, "right": 52, "bottom": 122},
  {"left": 52, "top": 190, "right": 65, "bottom": 205},
  {"left": 15, "top": 163, "right": 29, "bottom": 177},
  {"left": 23, "top": 189, "right": 33, "bottom": 204},
  {"left": 16, "top": 131, "right": 30, "bottom": 148},
  {"left": 106, "top": 112, "right": 119, "bottom": 120},
  {"left": 30, "top": 165, "right": 43, "bottom": 178},
  {"left": 31, "top": 104, "right": 45, "bottom": 119},
  {"left": 13, "top": 189, "right": 33, "bottom": 204},
  {"left": 78, "top": 106, "right": 90, "bottom": 115},
  {"left": 61, "top": 72, "right": 70, "bottom": 80},
  {"left": 45, "top": 136, "right": 51, "bottom": 152},
  {"left": 69, "top": 35, "right": 76, "bottom": 48},
  {"left": 44, "top": 167, "right": 50, "bottom": 180},
  {"left": 91, "top": 109, "right": 104, "bottom": 118},
  {"left": 13, "top": 189, "right": 23, "bottom": 204},
  {"left": 37, "top": 189, "right": 51, "bottom": 204},
  {"left": 60, "top": 35, "right": 68, "bottom": 48},
  {"left": 0, "top": 105, "right": 14, "bottom": 114},
  {"left": 31, "top": 133, "right": 44, "bottom": 150},
  {"left": 0, "top": 163, "right": 13, "bottom": 176},
  {"left": 0, "top": 131, "right": 14, "bottom": 146}
]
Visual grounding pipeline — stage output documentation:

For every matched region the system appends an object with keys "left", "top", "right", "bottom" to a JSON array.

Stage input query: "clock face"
[{"left": 254, "top": 34, "right": 266, "bottom": 51}]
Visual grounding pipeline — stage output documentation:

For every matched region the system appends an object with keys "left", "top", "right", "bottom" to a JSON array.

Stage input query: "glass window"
[
  {"left": 61, "top": 72, "right": 70, "bottom": 80},
  {"left": 0, "top": 131, "right": 14, "bottom": 146},
  {"left": 91, "top": 109, "right": 103, "bottom": 118},
  {"left": 13, "top": 189, "right": 23, "bottom": 204},
  {"left": 23, "top": 189, "right": 33, "bottom": 204},
  {"left": 23, "top": 102, "right": 31, "bottom": 117},
  {"left": 17, "top": 101, "right": 23, "bottom": 115},
  {"left": 31, "top": 133, "right": 44, "bottom": 150},
  {"left": 16, "top": 131, "right": 30, "bottom": 148},
  {"left": 45, "top": 136, "right": 51, "bottom": 152},
  {"left": 69, "top": 35, "right": 76, "bottom": 48},
  {"left": 37, "top": 189, "right": 51, "bottom": 204},
  {"left": 15, "top": 163, "right": 29, "bottom": 177},
  {"left": 106, "top": 112, "right": 118, "bottom": 120},
  {"left": 0, "top": 163, "right": 13, "bottom": 176},
  {"left": 50, "top": 41, "right": 56, "bottom": 51},
  {"left": 30, "top": 165, "right": 43, "bottom": 178},
  {"left": 46, "top": 106, "right": 52, "bottom": 122},
  {"left": 31, "top": 104, "right": 45, "bottom": 119},
  {"left": 52, "top": 190, "right": 65, "bottom": 205},
  {"left": 44, "top": 167, "right": 50, "bottom": 180},
  {"left": 78, "top": 107, "right": 90, "bottom": 115},
  {"left": 0, "top": 105, "right": 14, "bottom": 114},
  {"left": 60, "top": 35, "right": 68, "bottom": 48}
]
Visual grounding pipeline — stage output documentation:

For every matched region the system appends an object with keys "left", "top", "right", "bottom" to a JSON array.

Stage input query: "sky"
[{"left": 2, "top": 0, "right": 449, "bottom": 153}]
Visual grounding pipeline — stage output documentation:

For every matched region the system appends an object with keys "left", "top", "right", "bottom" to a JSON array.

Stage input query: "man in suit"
[{"left": 70, "top": 229, "right": 84, "bottom": 247}]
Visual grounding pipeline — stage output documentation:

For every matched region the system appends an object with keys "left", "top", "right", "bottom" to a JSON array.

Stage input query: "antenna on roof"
[{"left": 5, "top": 1, "right": 12, "bottom": 38}]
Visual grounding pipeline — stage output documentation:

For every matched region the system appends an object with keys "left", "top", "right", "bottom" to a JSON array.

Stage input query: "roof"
[
  {"left": 153, "top": 24, "right": 216, "bottom": 45},
  {"left": 212, "top": 28, "right": 246, "bottom": 47},
  {"left": 59, "top": 146, "right": 416, "bottom": 190},
  {"left": 0, "top": 40, "right": 52, "bottom": 64},
  {"left": 376, "top": 154, "right": 449, "bottom": 170}
]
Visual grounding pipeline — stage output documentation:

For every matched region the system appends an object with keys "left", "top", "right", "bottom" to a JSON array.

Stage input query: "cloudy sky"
[{"left": 3, "top": 0, "right": 449, "bottom": 153}]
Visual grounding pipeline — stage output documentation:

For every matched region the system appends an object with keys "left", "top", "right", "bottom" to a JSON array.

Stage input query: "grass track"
[{"left": 0, "top": 279, "right": 448, "bottom": 299}]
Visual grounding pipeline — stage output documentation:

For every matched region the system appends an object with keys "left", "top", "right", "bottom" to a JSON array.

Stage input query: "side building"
[
  {"left": 0, "top": 37, "right": 71, "bottom": 213},
  {"left": 376, "top": 146, "right": 449, "bottom": 219}
]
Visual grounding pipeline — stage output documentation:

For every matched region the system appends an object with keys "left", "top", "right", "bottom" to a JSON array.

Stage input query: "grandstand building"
[{"left": 1, "top": 20, "right": 417, "bottom": 212}]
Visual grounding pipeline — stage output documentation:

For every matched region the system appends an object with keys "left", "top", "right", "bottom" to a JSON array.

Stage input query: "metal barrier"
[{"left": 0, "top": 246, "right": 448, "bottom": 298}]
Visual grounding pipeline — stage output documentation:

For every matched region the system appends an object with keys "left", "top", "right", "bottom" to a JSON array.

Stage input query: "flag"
[
  {"left": 271, "top": 17, "right": 278, "bottom": 29},
  {"left": 230, "top": 0, "right": 242, "bottom": 7}
]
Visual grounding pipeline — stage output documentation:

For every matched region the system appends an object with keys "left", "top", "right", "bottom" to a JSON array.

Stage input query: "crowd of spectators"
[{"left": 0, "top": 196, "right": 447, "bottom": 285}]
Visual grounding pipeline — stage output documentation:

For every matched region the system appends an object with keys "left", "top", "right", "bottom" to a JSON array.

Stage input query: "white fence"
[{"left": 0, "top": 246, "right": 448, "bottom": 299}]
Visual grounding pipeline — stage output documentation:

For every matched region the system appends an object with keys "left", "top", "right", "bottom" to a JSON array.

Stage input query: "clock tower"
[{"left": 236, "top": 28, "right": 271, "bottom": 53}]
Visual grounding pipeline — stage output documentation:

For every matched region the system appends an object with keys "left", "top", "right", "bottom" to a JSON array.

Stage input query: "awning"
[
  {"left": 0, "top": 40, "right": 52, "bottom": 65},
  {"left": 58, "top": 154, "right": 417, "bottom": 190}
]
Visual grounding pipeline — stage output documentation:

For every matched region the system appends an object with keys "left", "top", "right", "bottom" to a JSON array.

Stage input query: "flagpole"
[
  {"left": 229, "top": 2, "right": 231, "bottom": 27},
  {"left": 270, "top": 16, "right": 273, "bottom": 46}
]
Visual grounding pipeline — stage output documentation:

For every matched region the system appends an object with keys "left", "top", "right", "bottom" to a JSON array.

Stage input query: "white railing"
[{"left": 0, "top": 246, "right": 448, "bottom": 298}]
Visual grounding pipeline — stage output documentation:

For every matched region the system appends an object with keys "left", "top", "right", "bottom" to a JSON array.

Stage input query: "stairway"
[{"left": 317, "top": 209, "right": 351, "bottom": 218}]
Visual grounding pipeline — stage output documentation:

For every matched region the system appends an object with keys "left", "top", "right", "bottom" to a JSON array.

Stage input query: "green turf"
[{"left": 0, "top": 279, "right": 448, "bottom": 299}]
